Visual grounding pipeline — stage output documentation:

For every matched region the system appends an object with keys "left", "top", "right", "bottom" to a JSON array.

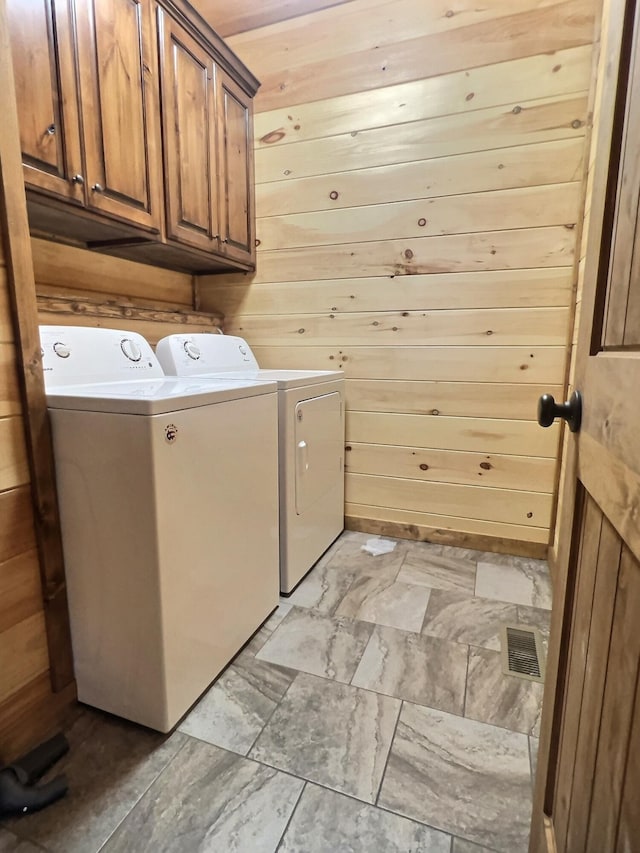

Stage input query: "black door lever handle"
[{"left": 537, "top": 390, "right": 582, "bottom": 433}]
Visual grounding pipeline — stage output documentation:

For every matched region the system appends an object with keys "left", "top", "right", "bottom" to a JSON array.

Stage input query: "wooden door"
[
  {"left": 75, "top": 0, "right": 163, "bottom": 232},
  {"left": 531, "top": 1, "right": 640, "bottom": 851},
  {"left": 216, "top": 69, "right": 255, "bottom": 265},
  {"left": 158, "top": 9, "right": 219, "bottom": 253},
  {"left": 6, "top": 0, "right": 84, "bottom": 202}
]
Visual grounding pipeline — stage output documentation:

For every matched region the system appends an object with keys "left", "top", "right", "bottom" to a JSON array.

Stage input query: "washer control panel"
[
  {"left": 40, "top": 326, "right": 164, "bottom": 387},
  {"left": 156, "top": 333, "right": 259, "bottom": 376},
  {"left": 184, "top": 340, "right": 201, "bottom": 360},
  {"left": 120, "top": 338, "right": 143, "bottom": 362},
  {"left": 53, "top": 341, "right": 71, "bottom": 359}
]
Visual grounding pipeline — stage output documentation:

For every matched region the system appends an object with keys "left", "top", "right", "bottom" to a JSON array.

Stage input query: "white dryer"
[
  {"left": 156, "top": 333, "right": 345, "bottom": 593},
  {"left": 40, "top": 326, "right": 279, "bottom": 732}
]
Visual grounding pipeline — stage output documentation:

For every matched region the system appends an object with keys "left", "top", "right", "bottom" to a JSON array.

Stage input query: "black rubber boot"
[{"left": 0, "top": 733, "right": 69, "bottom": 818}]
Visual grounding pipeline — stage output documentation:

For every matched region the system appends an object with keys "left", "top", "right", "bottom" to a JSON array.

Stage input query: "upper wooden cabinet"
[
  {"left": 217, "top": 70, "right": 255, "bottom": 265},
  {"left": 7, "top": 0, "right": 259, "bottom": 273},
  {"left": 75, "top": 0, "right": 164, "bottom": 232},
  {"left": 159, "top": 10, "right": 219, "bottom": 252},
  {"left": 7, "top": 0, "right": 84, "bottom": 203}
]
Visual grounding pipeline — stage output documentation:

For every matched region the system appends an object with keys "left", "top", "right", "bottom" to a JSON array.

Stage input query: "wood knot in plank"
[{"left": 260, "top": 129, "right": 286, "bottom": 144}]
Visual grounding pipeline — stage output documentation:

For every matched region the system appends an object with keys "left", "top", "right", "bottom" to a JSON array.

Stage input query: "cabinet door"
[
  {"left": 158, "top": 10, "right": 219, "bottom": 253},
  {"left": 216, "top": 70, "right": 255, "bottom": 265},
  {"left": 75, "top": 0, "right": 163, "bottom": 232},
  {"left": 7, "top": 0, "right": 84, "bottom": 202}
]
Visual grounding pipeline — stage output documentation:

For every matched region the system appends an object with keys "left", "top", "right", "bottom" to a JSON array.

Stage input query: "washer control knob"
[
  {"left": 239, "top": 345, "right": 247, "bottom": 355},
  {"left": 120, "top": 338, "right": 142, "bottom": 362},
  {"left": 53, "top": 341, "right": 71, "bottom": 359},
  {"left": 184, "top": 341, "right": 201, "bottom": 360}
]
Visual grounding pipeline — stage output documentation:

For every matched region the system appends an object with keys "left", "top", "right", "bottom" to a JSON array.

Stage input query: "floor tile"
[
  {"left": 453, "top": 839, "right": 499, "bottom": 853},
  {"left": 335, "top": 575, "right": 431, "bottom": 632},
  {"left": 378, "top": 703, "right": 532, "bottom": 853},
  {"left": 179, "top": 654, "right": 296, "bottom": 755},
  {"left": 406, "top": 542, "right": 483, "bottom": 566},
  {"left": 179, "top": 601, "right": 297, "bottom": 755},
  {"left": 101, "top": 739, "right": 303, "bottom": 853},
  {"left": 421, "top": 589, "right": 518, "bottom": 651},
  {"left": 325, "top": 535, "right": 407, "bottom": 581},
  {"left": 0, "top": 830, "right": 43, "bottom": 852},
  {"left": 250, "top": 672, "right": 400, "bottom": 803},
  {"left": 245, "top": 602, "right": 293, "bottom": 655},
  {"left": 475, "top": 560, "right": 552, "bottom": 609},
  {"left": 465, "top": 647, "right": 543, "bottom": 736},
  {"left": 256, "top": 607, "right": 373, "bottom": 683},
  {"left": 517, "top": 605, "right": 552, "bottom": 649},
  {"left": 279, "top": 783, "right": 451, "bottom": 852},
  {"left": 299, "top": 532, "right": 353, "bottom": 575},
  {"left": 529, "top": 736, "right": 540, "bottom": 782},
  {"left": 437, "top": 544, "right": 486, "bottom": 561},
  {"left": 352, "top": 625, "right": 467, "bottom": 715},
  {"left": 285, "top": 564, "right": 356, "bottom": 615},
  {"left": 473, "top": 551, "right": 548, "bottom": 572},
  {"left": 397, "top": 549, "right": 476, "bottom": 594},
  {"left": 335, "top": 530, "right": 372, "bottom": 546},
  {"left": 5, "top": 711, "right": 186, "bottom": 853}
]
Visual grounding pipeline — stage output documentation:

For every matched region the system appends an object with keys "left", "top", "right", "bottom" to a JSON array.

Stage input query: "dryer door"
[{"left": 294, "top": 391, "right": 342, "bottom": 515}]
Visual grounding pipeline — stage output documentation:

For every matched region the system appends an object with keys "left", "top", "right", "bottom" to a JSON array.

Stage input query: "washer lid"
[
  {"left": 238, "top": 369, "right": 344, "bottom": 389},
  {"left": 159, "top": 360, "right": 344, "bottom": 390},
  {"left": 46, "top": 377, "right": 278, "bottom": 415},
  {"left": 162, "top": 366, "right": 344, "bottom": 390}
]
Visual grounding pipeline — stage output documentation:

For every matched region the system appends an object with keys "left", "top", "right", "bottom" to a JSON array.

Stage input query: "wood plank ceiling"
[{"left": 190, "top": 0, "right": 352, "bottom": 38}]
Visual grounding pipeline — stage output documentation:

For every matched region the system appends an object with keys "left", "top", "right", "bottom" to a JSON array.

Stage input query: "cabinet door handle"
[
  {"left": 46, "top": 123, "right": 56, "bottom": 135},
  {"left": 71, "top": 174, "right": 84, "bottom": 185},
  {"left": 91, "top": 183, "right": 104, "bottom": 193}
]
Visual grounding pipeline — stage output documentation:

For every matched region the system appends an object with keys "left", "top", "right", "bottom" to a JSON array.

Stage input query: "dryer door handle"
[{"left": 297, "top": 440, "right": 309, "bottom": 472}]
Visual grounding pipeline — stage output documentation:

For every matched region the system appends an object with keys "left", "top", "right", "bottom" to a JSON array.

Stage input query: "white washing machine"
[
  {"left": 40, "top": 326, "right": 280, "bottom": 732},
  {"left": 156, "top": 333, "right": 345, "bottom": 593}
]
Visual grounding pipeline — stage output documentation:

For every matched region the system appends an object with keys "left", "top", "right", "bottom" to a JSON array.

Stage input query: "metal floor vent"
[{"left": 500, "top": 625, "right": 545, "bottom": 684}]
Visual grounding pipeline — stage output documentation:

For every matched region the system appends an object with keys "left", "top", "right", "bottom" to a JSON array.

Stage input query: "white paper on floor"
[{"left": 361, "top": 537, "right": 397, "bottom": 556}]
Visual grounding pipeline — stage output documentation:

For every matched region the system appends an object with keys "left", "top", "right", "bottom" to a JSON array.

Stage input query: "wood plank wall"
[
  {"left": 0, "top": 1, "right": 76, "bottom": 760},
  {"left": 196, "top": 0, "right": 599, "bottom": 555},
  {"left": 0, "top": 241, "right": 56, "bottom": 757},
  {"left": 30, "top": 239, "right": 226, "bottom": 344}
]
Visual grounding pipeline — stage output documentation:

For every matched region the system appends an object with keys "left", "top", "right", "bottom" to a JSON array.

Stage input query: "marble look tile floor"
[{"left": 3, "top": 531, "right": 551, "bottom": 852}]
